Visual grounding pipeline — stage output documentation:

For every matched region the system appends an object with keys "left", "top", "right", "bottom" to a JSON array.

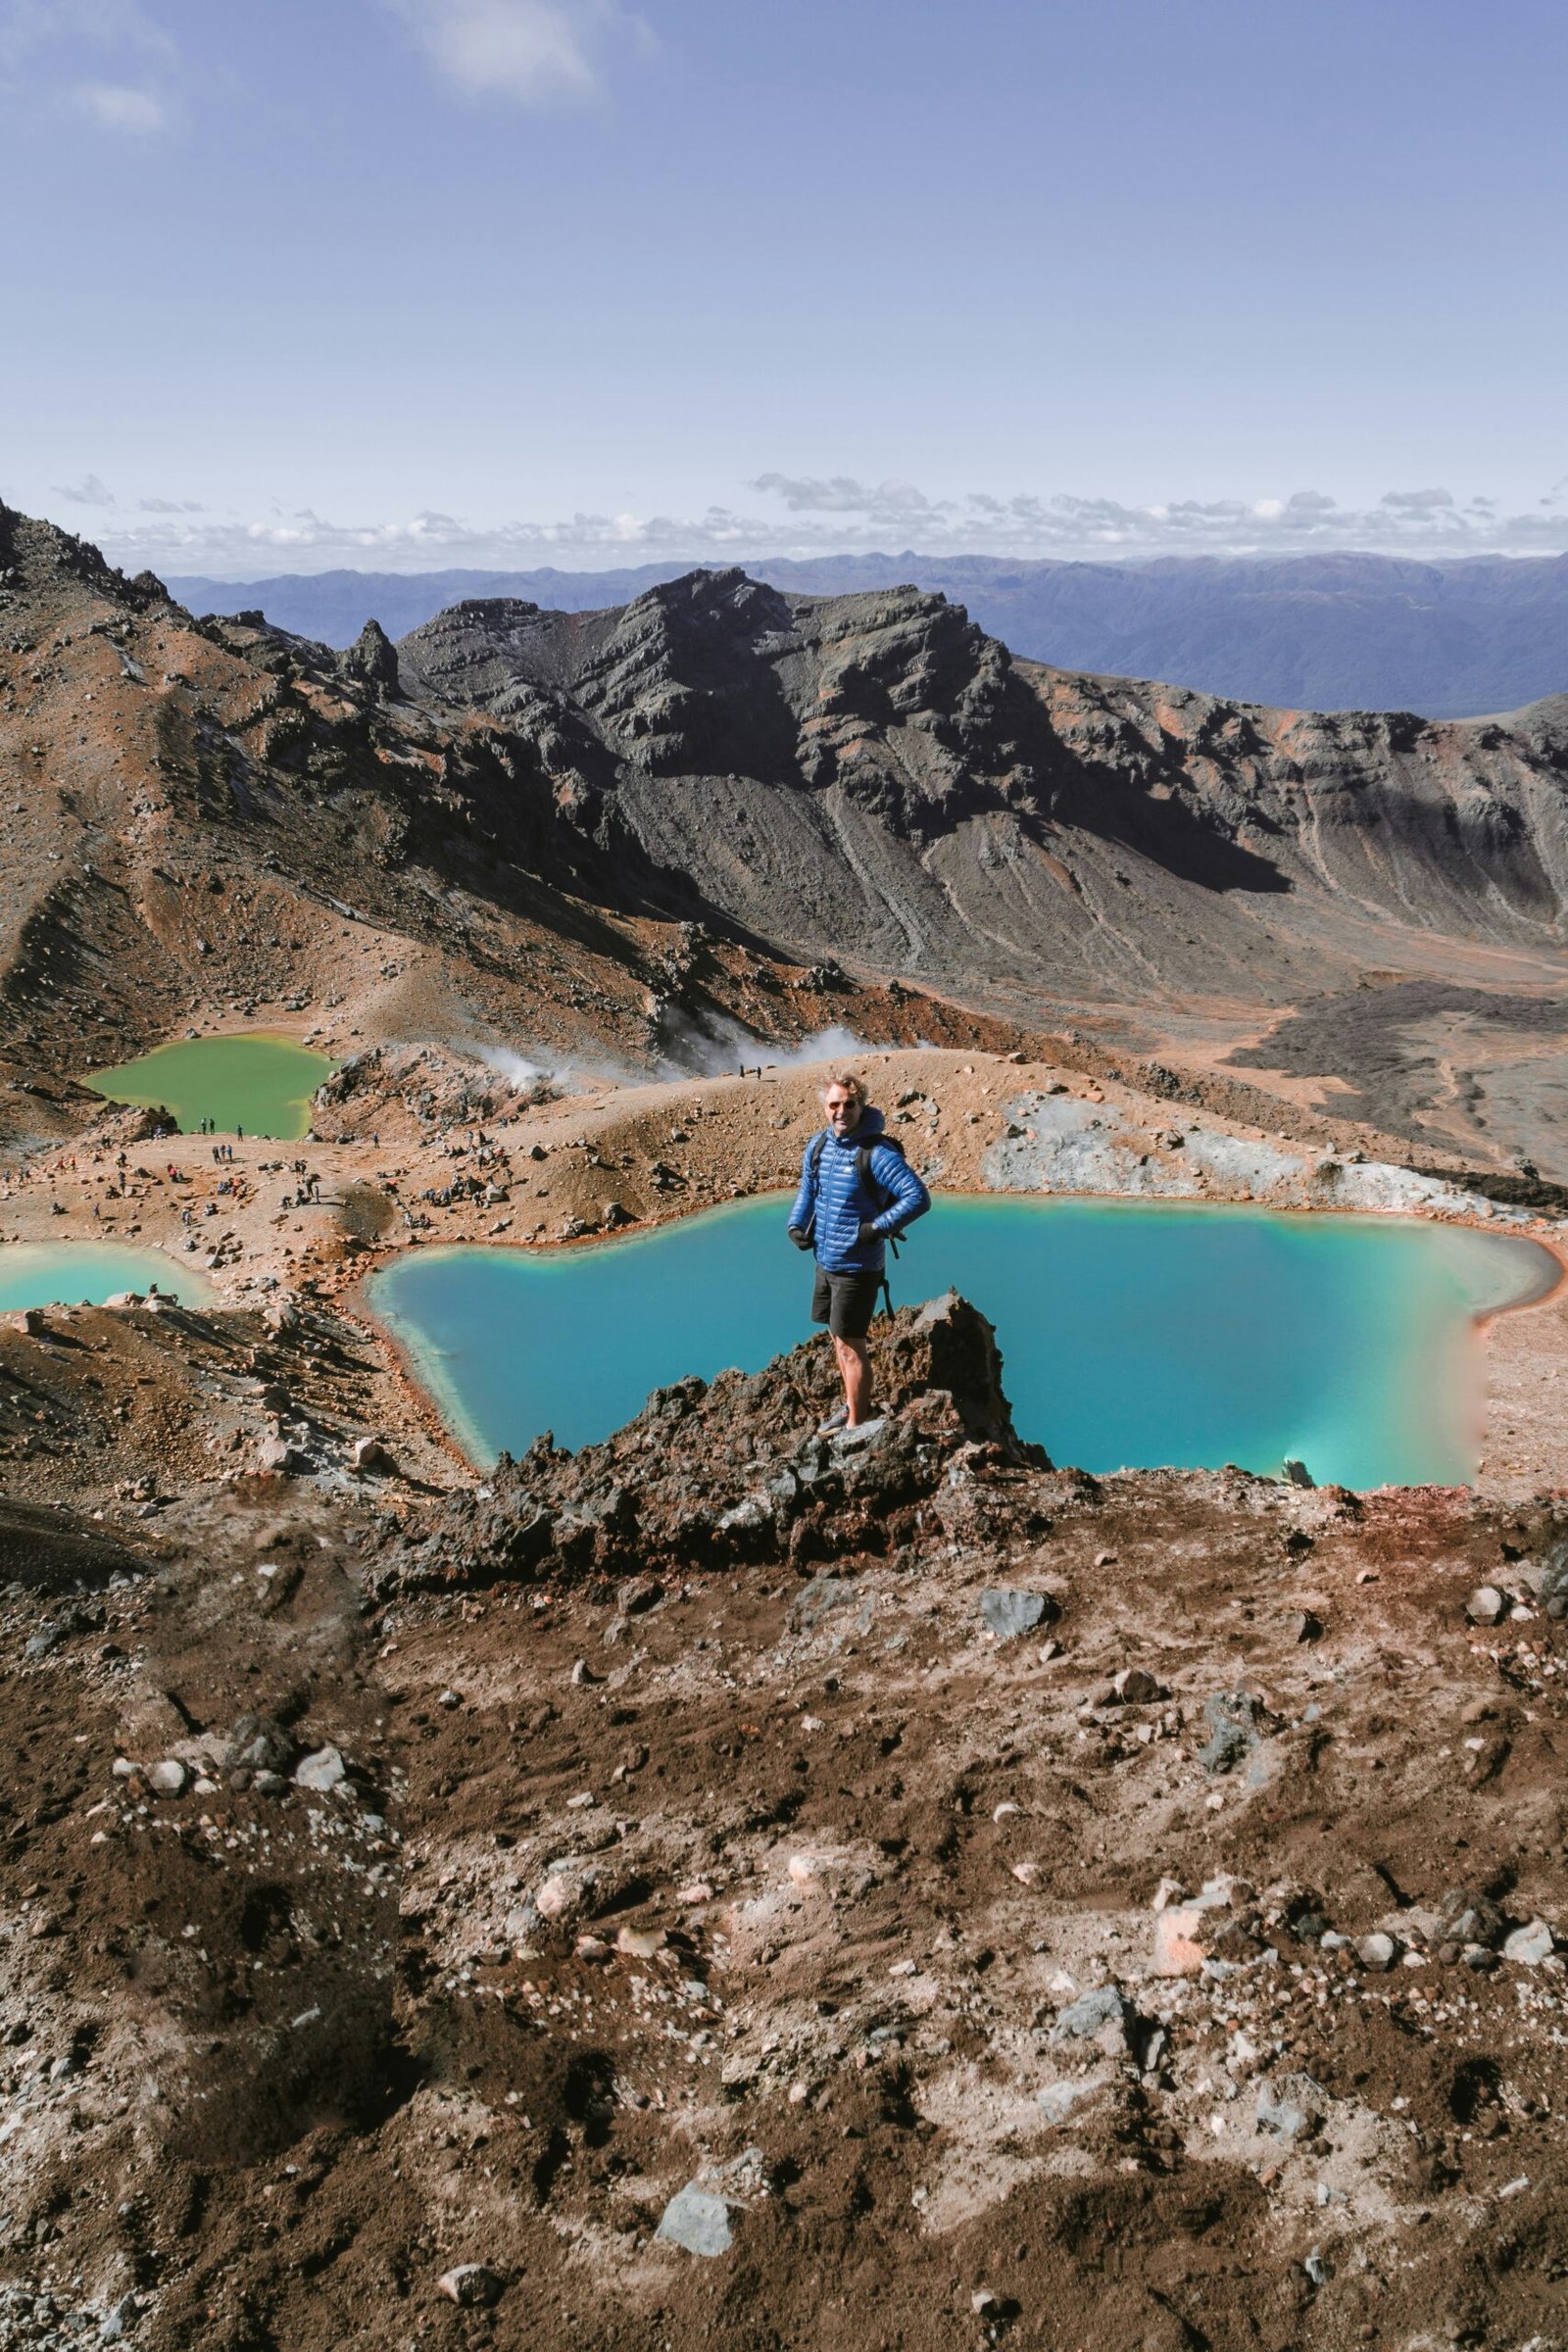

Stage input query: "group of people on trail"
[{"left": 787, "top": 1069, "right": 931, "bottom": 1435}]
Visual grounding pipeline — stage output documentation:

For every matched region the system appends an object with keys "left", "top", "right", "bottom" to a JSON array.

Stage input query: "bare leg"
[{"left": 832, "top": 1334, "right": 873, "bottom": 1426}]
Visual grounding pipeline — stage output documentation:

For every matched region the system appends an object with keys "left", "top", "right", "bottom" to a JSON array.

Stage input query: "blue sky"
[{"left": 2, "top": 0, "right": 1564, "bottom": 574}]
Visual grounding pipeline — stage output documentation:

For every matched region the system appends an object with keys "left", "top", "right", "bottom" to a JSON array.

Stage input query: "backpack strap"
[
  {"left": 858, "top": 1134, "right": 906, "bottom": 1203},
  {"left": 858, "top": 1135, "right": 909, "bottom": 1263},
  {"left": 809, "top": 1130, "right": 829, "bottom": 1181}
]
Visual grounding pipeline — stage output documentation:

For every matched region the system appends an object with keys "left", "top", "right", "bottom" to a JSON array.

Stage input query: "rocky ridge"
[{"left": 383, "top": 1293, "right": 1048, "bottom": 1594}]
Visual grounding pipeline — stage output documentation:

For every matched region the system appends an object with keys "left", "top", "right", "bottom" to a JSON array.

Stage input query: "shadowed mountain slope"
[{"left": 395, "top": 568, "right": 1568, "bottom": 1019}]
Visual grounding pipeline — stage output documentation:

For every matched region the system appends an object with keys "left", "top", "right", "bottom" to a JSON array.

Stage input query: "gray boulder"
[
  {"left": 1199, "top": 1690, "right": 1263, "bottom": 1775},
  {"left": 656, "top": 2183, "right": 735, "bottom": 2257},
  {"left": 981, "top": 1588, "right": 1051, "bottom": 1641},
  {"left": 1051, "top": 1984, "right": 1143, "bottom": 2059}
]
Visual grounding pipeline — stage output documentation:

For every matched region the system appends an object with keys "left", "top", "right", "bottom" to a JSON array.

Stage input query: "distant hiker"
[{"left": 788, "top": 1070, "right": 930, "bottom": 1434}]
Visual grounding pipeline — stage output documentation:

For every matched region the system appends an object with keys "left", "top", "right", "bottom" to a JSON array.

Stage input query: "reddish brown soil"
[{"left": 1, "top": 1307, "right": 1564, "bottom": 2351}]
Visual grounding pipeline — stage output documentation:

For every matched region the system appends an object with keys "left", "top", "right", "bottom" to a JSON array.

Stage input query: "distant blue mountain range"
[{"left": 164, "top": 550, "right": 1568, "bottom": 719}]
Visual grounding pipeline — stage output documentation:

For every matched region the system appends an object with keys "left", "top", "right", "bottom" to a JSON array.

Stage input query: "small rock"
[
  {"left": 1051, "top": 1984, "right": 1142, "bottom": 2058},
  {"left": 1437, "top": 1888, "right": 1506, "bottom": 1950},
  {"left": 980, "top": 1589, "right": 1050, "bottom": 1641},
  {"left": 252, "top": 1770, "right": 286, "bottom": 1797},
  {"left": 1303, "top": 2248, "right": 1331, "bottom": 2287},
  {"left": 1539, "top": 1544, "right": 1568, "bottom": 1618},
  {"left": 787, "top": 1845, "right": 875, "bottom": 1896},
  {"left": 1111, "top": 1666, "right": 1160, "bottom": 1704},
  {"left": 575, "top": 1935, "right": 611, "bottom": 1962},
  {"left": 1502, "top": 1920, "right": 1555, "bottom": 1966},
  {"left": 436, "top": 2263, "right": 503, "bottom": 2308},
  {"left": 1283, "top": 1458, "right": 1315, "bottom": 1489},
  {"left": 437, "top": 1689, "right": 461, "bottom": 1710},
  {"left": 257, "top": 1435, "right": 308, "bottom": 1475},
  {"left": 719, "top": 2054, "right": 759, "bottom": 2097},
  {"left": 1466, "top": 1585, "right": 1507, "bottom": 1626},
  {"left": 147, "top": 1759, "right": 187, "bottom": 1796},
  {"left": 1152, "top": 1903, "right": 1211, "bottom": 1978},
  {"left": 1199, "top": 1690, "right": 1263, "bottom": 1775},
  {"left": 350, "top": 1435, "right": 395, "bottom": 1474},
  {"left": 971, "top": 2289, "right": 1004, "bottom": 2317},
  {"left": 1356, "top": 1933, "right": 1397, "bottom": 1972},
  {"left": 616, "top": 1926, "right": 667, "bottom": 1958},
  {"left": 293, "top": 1745, "right": 347, "bottom": 1793},
  {"left": 225, "top": 1714, "right": 297, "bottom": 1776},
  {"left": 656, "top": 2182, "right": 734, "bottom": 2257},
  {"left": 1037, "top": 2080, "right": 1091, "bottom": 2125},
  {"left": 535, "top": 1868, "right": 593, "bottom": 1922},
  {"left": 1287, "top": 1608, "right": 1323, "bottom": 1643},
  {"left": 1256, "top": 2082, "right": 1318, "bottom": 2142}
]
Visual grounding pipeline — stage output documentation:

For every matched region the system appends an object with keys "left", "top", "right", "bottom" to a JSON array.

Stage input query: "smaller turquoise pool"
[
  {"left": 367, "top": 1195, "right": 1558, "bottom": 1489},
  {"left": 0, "top": 1244, "right": 218, "bottom": 1312}
]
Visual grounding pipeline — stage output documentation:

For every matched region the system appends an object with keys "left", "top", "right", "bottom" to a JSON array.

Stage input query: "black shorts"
[{"left": 811, "top": 1266, "right": 882, "bottom": 1340}]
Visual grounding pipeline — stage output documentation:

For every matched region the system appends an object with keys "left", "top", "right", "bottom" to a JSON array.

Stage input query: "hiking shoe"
[{"left": 816, "top": 1406, "right": 849, "bottom": 1435}]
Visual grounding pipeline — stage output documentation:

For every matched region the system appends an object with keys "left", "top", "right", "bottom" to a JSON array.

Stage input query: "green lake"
[
  {"left": 85, "top": 1034, "right": 337, "bottom": 1140},
  {"left": 0, "top": 1243, "right": 218, "bottom": 1312},
  {"left": 367, "top": 1194, "right": 1558, "bottom": 1489}
]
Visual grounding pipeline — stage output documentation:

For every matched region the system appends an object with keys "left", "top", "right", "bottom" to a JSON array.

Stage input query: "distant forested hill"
[{"left": 166, "top": 549, "right": 1568, "bottom": 718}]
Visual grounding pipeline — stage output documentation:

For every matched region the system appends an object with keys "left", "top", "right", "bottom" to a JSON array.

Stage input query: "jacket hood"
[{"left": 828, "top": 1103, "right": 886, "bottom": 1147}]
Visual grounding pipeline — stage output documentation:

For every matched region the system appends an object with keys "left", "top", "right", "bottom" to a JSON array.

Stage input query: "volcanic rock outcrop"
[{"left": 383, "top": 1292, "right": 1048, "bottom": 1592}]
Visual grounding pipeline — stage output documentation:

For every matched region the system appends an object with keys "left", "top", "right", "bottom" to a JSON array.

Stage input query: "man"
[{"left": 788, "top": 1070, "right": 931, "bottom": 1433}]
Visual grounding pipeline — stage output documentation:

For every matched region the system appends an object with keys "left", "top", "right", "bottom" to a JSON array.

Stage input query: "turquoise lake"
[
  {"left": 367, "top": 1196, "right": 1558, "bottom": 1489},
  {"left": 0, "top": 1243, "right": 217, "bottom": 1312}
]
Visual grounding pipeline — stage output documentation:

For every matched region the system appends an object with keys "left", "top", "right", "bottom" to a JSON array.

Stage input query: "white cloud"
[
  {"left": 1, "top": 1, "right": 181, "bottom": 129},
  {"left": 380, "top": 0, "right": 651, "bottom": 105},
  {"left": 50, "top": 471, "right": 116, "bottom": 506},
  {"left": 752, "top": 472, "right": 938, "bottom": 518},
  {"left": 1381, "top": 486, "right": 1455, "bottom": 511},
  {"left": 73, "top": 77, "right": 167, "bottom": 131},
  {"left": 45, "top": 475, "right": 1568, "bottom": 580}
]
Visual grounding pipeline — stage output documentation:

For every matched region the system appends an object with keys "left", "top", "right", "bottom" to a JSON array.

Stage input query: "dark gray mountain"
[
  {"left": 167, "top": 549, "right": 1568, "bottom": 718},
  {"left": 389, "top": 569, "right": 1568, "bottom": 1015}
]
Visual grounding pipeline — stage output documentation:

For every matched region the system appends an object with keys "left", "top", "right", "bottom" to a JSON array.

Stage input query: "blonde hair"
[{"left": 821, "top": 1070, "right": 867, "bottom": 1103}]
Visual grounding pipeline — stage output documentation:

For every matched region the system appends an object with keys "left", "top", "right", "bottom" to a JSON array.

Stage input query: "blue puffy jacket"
[{"left": 787, "top": 1104, "right": 931, "bottom": 1273}]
